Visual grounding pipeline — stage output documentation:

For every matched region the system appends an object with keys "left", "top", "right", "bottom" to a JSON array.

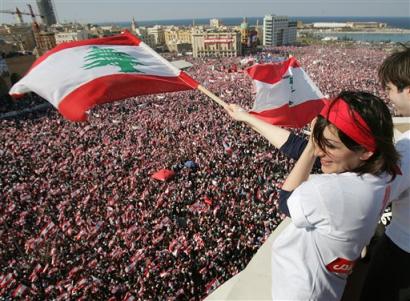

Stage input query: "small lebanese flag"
[
  {"left": 9, "top": 30, "right": 198, "bottom": 121},
  {"left": 246, "top": 57, "right": 326, "bottom": 128}
]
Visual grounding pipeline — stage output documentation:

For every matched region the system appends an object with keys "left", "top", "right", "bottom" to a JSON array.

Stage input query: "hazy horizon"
[{"left": 1, "top": 0, "right": 409, "bottom": 24}]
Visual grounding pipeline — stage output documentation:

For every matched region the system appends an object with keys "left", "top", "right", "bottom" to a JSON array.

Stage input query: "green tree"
[{"left": 83, "top": 46, "right": 145, "bottom": 73}]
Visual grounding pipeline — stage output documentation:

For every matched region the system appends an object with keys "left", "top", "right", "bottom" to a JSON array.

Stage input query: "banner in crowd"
[
  {"left": 9, "top": 31, "right": 198, "bottom": 121},
  {"left": 246, "top": 57, "right": 326, "bottom": 128}
]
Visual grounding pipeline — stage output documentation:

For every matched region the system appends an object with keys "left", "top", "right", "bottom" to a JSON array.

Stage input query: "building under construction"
[{"left": 36, "top": 0, "right": 57, "bottom": 26}]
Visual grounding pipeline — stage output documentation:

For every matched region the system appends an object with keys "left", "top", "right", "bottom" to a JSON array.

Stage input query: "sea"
[
  {"left": 313, "top": 32, "right": 409, "bottom": 43},
  {"left": 105, "top": 16, "right": 410, "bottom": 43}
]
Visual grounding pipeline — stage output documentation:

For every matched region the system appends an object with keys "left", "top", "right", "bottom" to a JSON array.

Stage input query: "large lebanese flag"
[
  {"left": 246, "top": 57, "right": 326, "bottom": 128},
  {"left": 9, "top": 30, "right": 198, "bottom": 121}
]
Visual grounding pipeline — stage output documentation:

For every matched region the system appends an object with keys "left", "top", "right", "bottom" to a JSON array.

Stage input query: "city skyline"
[{"left": 0, "top": 0, "right": 409, "bottom": 24}]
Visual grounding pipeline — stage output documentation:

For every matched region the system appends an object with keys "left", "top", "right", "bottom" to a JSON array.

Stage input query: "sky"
[{"left": 0, "top": 0, "right": 409, "bottom": 24}]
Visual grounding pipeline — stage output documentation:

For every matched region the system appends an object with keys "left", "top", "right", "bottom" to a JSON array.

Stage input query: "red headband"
[{"left": 319, "top": 98, "right": 376, "bottom": 152}]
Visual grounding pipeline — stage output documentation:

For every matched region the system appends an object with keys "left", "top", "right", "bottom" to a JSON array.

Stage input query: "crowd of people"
[
  {"left": 0, "top": 43, "right": 396, "bottom": 300},
  {"left": 0, "top": 93, "right": 48, "bottom": 115}
]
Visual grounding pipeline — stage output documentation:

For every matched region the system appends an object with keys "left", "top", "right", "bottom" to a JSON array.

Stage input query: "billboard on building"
[{"left": 204, "top": 38, "right": 234, "bottom": 44}]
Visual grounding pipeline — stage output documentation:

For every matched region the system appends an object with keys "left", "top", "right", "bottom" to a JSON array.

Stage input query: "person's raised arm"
[
  {"left": 225, "top": 103, "right": 290, "bottom": 149},
  {"left": 278, "top": 120, "right": 318, "bottom": 216},
  {"left": 281, "top": 139, "right": 317, "bottom": 192},
  {"left": 282, "top": 118, "right": 318, "bottom": 191}
]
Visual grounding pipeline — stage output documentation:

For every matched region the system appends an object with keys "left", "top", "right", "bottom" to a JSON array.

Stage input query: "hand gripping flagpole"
[{"left": 197, "top": 84, "right": 228, "bottom": 110}]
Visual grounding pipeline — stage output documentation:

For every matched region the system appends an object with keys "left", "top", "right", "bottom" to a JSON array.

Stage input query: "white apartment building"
[
  {"left": 263, "top": 15, "right": 297, "bottom": 46},
  {"left": 287, "top": 21, "right": 297, "bottom": 45}
]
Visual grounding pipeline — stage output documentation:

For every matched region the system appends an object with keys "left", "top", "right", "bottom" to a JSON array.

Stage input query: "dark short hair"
[
  {"left": 378, "top": 46, "right": 410, "bottom": 91},
  {"left": 313, "top": 91, "right": 400, "bottom": 180}
]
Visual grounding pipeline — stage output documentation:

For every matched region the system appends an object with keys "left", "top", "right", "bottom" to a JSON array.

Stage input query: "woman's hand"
[
  {"left": 306, "top": 117, "right": 318, "bottom": 153},
  {"left": 310, "top": 117, "right": 317, "bottom": 133},
  {"left": 224, "top": 103, "right": 291, "bottom": 149},
  {"left": 225, "top": 104, "right": 249, "bottom": 122}
]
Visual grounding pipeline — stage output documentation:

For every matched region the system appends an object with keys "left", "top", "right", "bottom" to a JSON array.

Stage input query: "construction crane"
[
  {"left": 0, "top": 6, "right": 44, "bottom": 24},
  {"left": 27, "top": 4, "right": 42, "bottom": 32}
]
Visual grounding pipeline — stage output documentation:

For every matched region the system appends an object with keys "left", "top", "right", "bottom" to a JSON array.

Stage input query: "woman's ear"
[{"left": 360, "top": 151, "right": 374, "bottom": 161}]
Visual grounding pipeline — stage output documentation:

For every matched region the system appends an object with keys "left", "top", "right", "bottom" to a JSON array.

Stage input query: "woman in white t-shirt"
[{"left": 225, "top": 91, "right": 400, "bottom": 300}]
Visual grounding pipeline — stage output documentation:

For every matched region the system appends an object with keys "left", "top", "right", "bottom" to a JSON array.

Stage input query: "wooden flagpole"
[{"left": 197, "top": 85, "right": 228, "bottom": 109}]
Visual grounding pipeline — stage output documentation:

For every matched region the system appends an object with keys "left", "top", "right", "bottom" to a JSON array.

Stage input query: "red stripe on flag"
[
  {"left": 29, "top": 31, "right": 141, "bottom": 72},
  {"left": 249, "top": 98, "right": 325, "bottom": 128},
  {"left": 59, "top": 73, "right": 196, "bottom": 121},
  {"left": 179, "top": 71, "right": 199, "bottom": 89},
  {"left": 246, "top": 57, "right": 300, "bottom": 84},
  {"left": 9, "top": 93, "right": 25, "bottom": 100}
]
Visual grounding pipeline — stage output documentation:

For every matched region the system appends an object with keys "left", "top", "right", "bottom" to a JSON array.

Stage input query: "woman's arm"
[
  {"left": 225, "top": 104, "right": 321, "bottom": 168},
  {"left": 278, "top": 117, "right": 319, "bottom": 216},
  {"left": 281, "top": 139, "right": 317, "bottom": 191},
  {"left": 225, "top": 104, "right": 291, "bottom": 149},
  {"left": 278, "top": 140, "right": 317, "bottom": 217}
]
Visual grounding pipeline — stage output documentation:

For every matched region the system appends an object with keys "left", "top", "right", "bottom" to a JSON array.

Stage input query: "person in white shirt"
[
  {"left": 225, "top": 91, "right": 400, "bottom": 300},
  {"left": 360, "top": 47, "right": 410, "bottom": 301}
]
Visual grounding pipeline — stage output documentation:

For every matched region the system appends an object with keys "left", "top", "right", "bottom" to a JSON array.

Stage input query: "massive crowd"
[{"left": 0, "top": 43, "right": 395, "bottom": 300}]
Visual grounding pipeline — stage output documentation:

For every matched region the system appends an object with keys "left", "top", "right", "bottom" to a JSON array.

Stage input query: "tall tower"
[
  {"left": 263, "top": 15, "right": 289, "bottom": 46},
  {"left": 15, "top": 8, "right": 24, "bottom": 24},
  {"left": 240, "top": 17, "right": 250, "bottom": 47},
  {"left": 36, "top": 0, "right": 57, "bottom": 26},
  {"left": 131, "top": 17, "right": 137, "bottom": 33}
]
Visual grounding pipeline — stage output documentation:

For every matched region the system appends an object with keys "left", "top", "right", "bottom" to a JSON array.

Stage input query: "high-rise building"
[
  {"left": 287, "top": 21, "right": 297, "bottom": 45},
  {"left": 36, "top": 0, "right": 57, "bottom": 26},
  {"left": 263, "top": 15, "right": 296, "bottom": 46}
]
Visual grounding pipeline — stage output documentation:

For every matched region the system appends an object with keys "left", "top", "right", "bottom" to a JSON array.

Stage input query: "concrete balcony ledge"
[{"left": 206, "top": 218, "right": 291, "bottom": 300}]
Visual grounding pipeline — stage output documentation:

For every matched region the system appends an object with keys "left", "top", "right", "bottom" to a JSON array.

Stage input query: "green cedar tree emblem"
[
  {"left": 283, "top": 74, "right": 296, "bottom": 105},
  {"left": 83, "top": 46, "right": 145, "bottom": 73}
]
